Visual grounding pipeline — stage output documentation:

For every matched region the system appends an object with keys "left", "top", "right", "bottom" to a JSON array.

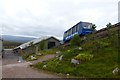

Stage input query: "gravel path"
[
  {"left": 2, "top": 50, "right": 60, "bottom": 78},
  {"left": 30, "top": 54, "right": 55, "bottom": 64},
  {"left": 3, "top": 62, "right": 60, "bottom": 78}
]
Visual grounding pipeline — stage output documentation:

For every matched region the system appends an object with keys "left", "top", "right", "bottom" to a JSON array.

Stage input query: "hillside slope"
[{"left": 32, "top": 23, "right": 119, "bottom": 78}]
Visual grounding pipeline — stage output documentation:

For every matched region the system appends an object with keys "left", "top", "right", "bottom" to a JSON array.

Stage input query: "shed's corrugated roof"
[{"left": 14, "top": 36, "right": 59, "bottom": 50}]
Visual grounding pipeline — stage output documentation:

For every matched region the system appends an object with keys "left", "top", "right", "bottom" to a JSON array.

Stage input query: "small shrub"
[
  {"left": 62, "top": 47, "right": 80, "bottom": 60},
  {"left": 75, "top": 53, "right": 93, "bottom": 62},
  {"left": 106, "top": 22, "right": 112, "bottom": 28},
  {"left": 91, "top": 24, "right": 97, "bottom": 31},
  {"left": 70, "top": 35, "right": 81, "bottom": 47}
]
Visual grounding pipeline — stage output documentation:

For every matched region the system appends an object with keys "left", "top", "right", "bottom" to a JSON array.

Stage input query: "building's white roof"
[{"left": 14, "top": 36, "right": 54, "bottom": 50}]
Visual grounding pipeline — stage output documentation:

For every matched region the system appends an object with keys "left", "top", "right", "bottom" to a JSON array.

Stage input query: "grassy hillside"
[{"left": 32, "top": 25, "right": 119, "bottom": 78}]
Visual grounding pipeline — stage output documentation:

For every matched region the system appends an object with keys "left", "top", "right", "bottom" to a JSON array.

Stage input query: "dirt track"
[{"left": 2, "top": 50, "right": 60, "bottom": 78}]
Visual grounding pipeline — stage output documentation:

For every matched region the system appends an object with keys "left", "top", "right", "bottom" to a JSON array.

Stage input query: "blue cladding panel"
[{"left": 81, "top": 29, "right": 93, "bottom": 35}]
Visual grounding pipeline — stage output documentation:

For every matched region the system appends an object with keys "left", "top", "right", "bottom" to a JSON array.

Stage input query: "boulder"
[
  {"left": 66, "top": 74, "right": 70, "bottom": 76},
  {"left": 18, "top": 60, "right": 21, "bottom": 63},
  {"left": 71, "top": 58, "right": 79, "bottom": 65},
  {"left": 56, "top": 55, "right": 59, "bottom": 58},
  {"left": 59, "top": 55, "right": 63, "bottom": 61},
  {"left": 56, "top": 51, "right": 61, "bottom": 58},
  {"left": 43, "top": 65, "right": 47, "bottom": 68},
  {"left": 66, "top": 73, "right": 70, "bottom": 78},
  {"left": 36, "top": 53, "right": 42, "bottom": 56},
  {"left": 30, "top": 55, "right": 37, "bottom": 60},
  {"left": 56, "top": 51, "right": 61, "bottom": 55},
  {"left": 78, "top": 47, "right": 82, "bottom": 50},
  {"left": 112, "top": 67, "right": 119, "bottom": 75}
]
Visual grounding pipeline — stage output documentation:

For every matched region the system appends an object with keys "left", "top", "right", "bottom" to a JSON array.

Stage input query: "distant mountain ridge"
[{"left": 2, "top": 35, "right": 36, "bottom": 43}]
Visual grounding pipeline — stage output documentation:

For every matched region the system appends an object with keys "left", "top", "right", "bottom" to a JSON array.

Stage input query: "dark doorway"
[{"left": 48, "top": 42, "right": 55, "bottom": 49}]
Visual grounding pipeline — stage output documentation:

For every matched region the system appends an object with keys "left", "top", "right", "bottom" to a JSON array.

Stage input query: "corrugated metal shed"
[{"left": 14, "top": 36, "right": 57, "bottom": 50}]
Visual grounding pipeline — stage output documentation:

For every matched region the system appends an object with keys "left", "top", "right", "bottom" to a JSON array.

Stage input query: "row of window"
[
  {"left": 63, "top": 23, "right": 93, "bottom": 38},
  {"left": 64, "top": 24, "right": 82, "bottom": 38},
  {"left": 83, "top": 24, "right": 92, "bottom": 29}
]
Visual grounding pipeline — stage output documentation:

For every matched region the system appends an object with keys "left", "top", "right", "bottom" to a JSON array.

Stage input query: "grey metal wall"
[{"left": 44, "top": 38, "right": 60, "bottom": 49}]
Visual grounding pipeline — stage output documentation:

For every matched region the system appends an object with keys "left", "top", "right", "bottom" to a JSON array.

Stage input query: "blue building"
[{"left": 63, "top": 21, "right": 93, "bottom": 42}]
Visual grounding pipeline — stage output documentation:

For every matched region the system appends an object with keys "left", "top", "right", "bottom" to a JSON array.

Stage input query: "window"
[
  {"left": 75, "top": 26, "right": 77, "bottom": 32},
  {"left": 64, "top": 32, "right": 67, "bottom": 38},
  {"left": 88, "top": 25, "right": 92, "bottom": 29},
  {"left": 67, "top": 31, "right": 69, "bottom": 36},
  {"left": 83, "top": 25, "right": 88, "bottom": 29},
  {"left": 68, "top": 30, "right": 70, "bottom": 36},
  {"left": 78, "top": 24, "right": 81, "bottom": 30},
  {"left": 83, "top": 23, "right": 93, "bottom": 29},
  {"left": 72, "top": 27, "right": 75, "bottom": 34},
  {"left": 70, "top": 29, "right": 72, "bottom": 35},
  {"left": 76, "top": 25, "right": 79, "bottom": 32},
  {"left": 72, "top": 28, "right": 74, "bottom": 34},
  {"left": 83, "top": 24, "right": 92, "bottom": 29}
]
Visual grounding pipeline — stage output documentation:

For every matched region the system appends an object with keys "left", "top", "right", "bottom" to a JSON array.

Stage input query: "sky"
[{"left": 0, "top": 0, "right": 119, "bottom": 40}]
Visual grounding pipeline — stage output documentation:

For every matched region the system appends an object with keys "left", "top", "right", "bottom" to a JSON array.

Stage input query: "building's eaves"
[{"left": 14, "top": 36, "right": 51, "bottom": 49}]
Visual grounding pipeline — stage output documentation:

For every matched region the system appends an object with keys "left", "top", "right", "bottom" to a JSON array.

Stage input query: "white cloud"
[{"left": 0, "top": 0, "right": 119, "bottom": 40}]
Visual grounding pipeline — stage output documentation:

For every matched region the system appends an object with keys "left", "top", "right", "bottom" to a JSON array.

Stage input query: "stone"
[
  {"left": 18, "top": 60, "right": 21, "bottom": 63},
  {"left": 56, "top": 51, "right": 61, "bottom": 55},
  {"left": 66, "top": 73, "right": 70, "bottom": 78},
  {"left": 30, "top": 55, "right": 37, "bottom": 60},
  {"left": 59, "top": 55, "right": 63, "bottom": 61},
  {"left": 78, "top": 47, "right": 82, "bottom": 50},
  {"left": 43, "top": 65, "right": 47, "bottom": 68},
  {"left": 55, "top": 55, "right": 59, "bottom": 58},
  {"left": 36, "top": 53, "right": 42, "bottom": 56},
  {"left": 71, "top": 58, "right": 79, "bottom": 65},
  {"left": 112, "top": 67, "right": 119, "bottom": 75},
  {"left": 56, "top": 51, "right": 61, "bottom": 58},
  {"left": 66, "top": 74, "right": 70, "bottom": 76}
]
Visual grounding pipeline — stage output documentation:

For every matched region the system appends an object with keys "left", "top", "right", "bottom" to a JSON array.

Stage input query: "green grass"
[
  {"left": 32, "top": 28, "right": 119, "bottom": 78},
  {"left": 39, "top": 49, "right": 56, "bottom": 55},
  {"left": 39, "top": 48, "right": 58, "bottom": 55},
  {"left": 32, "top": 47, "right": 118, "bottom": 78}
]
